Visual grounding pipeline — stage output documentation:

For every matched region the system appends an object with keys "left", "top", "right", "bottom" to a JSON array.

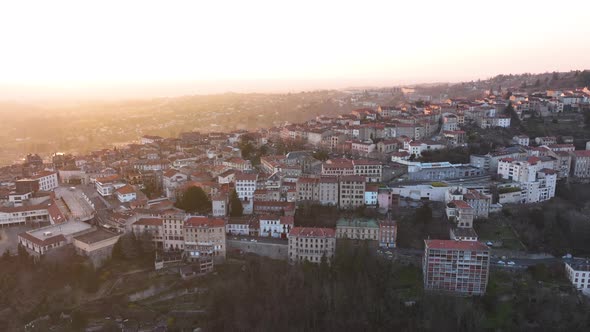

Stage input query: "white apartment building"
[
  {"left": 32, "top": 171, "right": 59, "bottom": 191},
  {"left": 259, "top": 215, "right": 294, "bottom": 238},
  {"left": 235, "top": 172, "right": 258, "bottom": 201},
  {"left": 565, "top": 259, "right": 590, "bottom": 296},
  {"left": 497, "top": 157, "right": 557, "bottom": 203},
  {"left": 319, "top": 177, "right": 339, "bottom": 206}
]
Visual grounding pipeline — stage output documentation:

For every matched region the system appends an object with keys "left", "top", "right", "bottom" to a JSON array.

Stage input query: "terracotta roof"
[
  {"left": 116, "top": 185, "right": 136, "bottom": 195},
  {"left": 449, "top": 200, "right": 473, "bottom": 209},
  {"left": 574, "top": 150, "right": 590, "bottom": 157},
  {"left": 184, "top": 216, "right": 225, "bottom": 228},
  {"left": 235, "top": 172, "right": 258, "bottom": 181},
  {"left": 32, "top": 171, "right": 56, "bottom": 179},
  {"left": 280, "top": 216, "right": 294, "bottom": 225},
  {"left": 289, "top": 227, "right": 335, "bottom": 238},
  {"left": 425, "top": 239, "right": 488, "bottom": 250},
  {"left": 134, "top": 218, "right": 163, "bottom": 226}
]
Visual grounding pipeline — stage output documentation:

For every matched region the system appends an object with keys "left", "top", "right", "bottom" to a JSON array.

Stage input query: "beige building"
[
  {"left": 288, "top": 227, "right": 336, "bottom": 264},
  {"left": 319, "top": 176, "right": 339, "bottom": 206},
  {"left": 73, "top": 228, "right": 121, "bottom": 267},
  {"left": 183, "top": 216, "right": 226, "bottom": 263},
  {"left": 163, "top": 211, "right": 186, "bottom": 250},
  {"left": 339, "top": 175, "right": 366, "bottom": 209},
  {"left": 335, "top": 217, "right": 379, "bottom": 241}
]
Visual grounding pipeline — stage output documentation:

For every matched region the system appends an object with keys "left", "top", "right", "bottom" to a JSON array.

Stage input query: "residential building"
[
  {"left": 378, "top": 219, "right": 397, "bottom": 248},
  {"left": 115, "top": 184, "right": 137, "bottom": 203},
  {"left": 564, "top": 259, "right": 590, "bottom": 296},
  {"left": 319, "top": 176, "right": 339, "bottom": 206},
  {"left": 132, "top": 217, "right": 164, "bottom": 248},
  {"left": 32, "top": 171, "right": 59, "bottom": 191},
  {"left": 423, "top": 240, "right": 490, "bottom": 296},
  {"left": 183, "top": 216, "right": 226, "bottom": 264},
  {"left": 335, "top": 217, "right": 379, "bottom": 241},
  {"left": 235, "top": 172, "right": 258, "bottom": 201},
  {"left": 296, "top": 177, "right": 319, "bottom": 202},
  {"left": 288, "top": 227, "right": 336, "bottom": 264},
  {"left": 162, "top": 212, "right": 186, "bottom": 250},
  {"left": 572, "top": 150, "right": 590, "bottom": 178},
  {"left": 339, "top": 175, "right": 366, "bottom": 209},
  {"left": 95, "top": 175, "right": 125, "bottom": 197},
  {"left": 512, "top": 135, "right": 530, "bottom": 146},
  {"left": 212, "top": 193, "right": 228, "bottom": 217},
  {"left": 162, "top": 169, "right": 188, "bottom": 198},
  {"left": 259, "top": 215, "right": 294, "bottom": 239}
]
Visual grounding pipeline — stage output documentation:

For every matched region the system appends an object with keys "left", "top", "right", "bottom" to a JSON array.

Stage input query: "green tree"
[
  {"left": 175, "top": 186, "right": 211, "bottom": 214},
  {"left": 229, "top": 190, "right": 243, "bottom": 217}
]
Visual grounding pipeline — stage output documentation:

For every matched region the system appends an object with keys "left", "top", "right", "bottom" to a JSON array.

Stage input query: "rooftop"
[
  {"left": 425, "top": 239, "right": 488, "bottom": 251},
  {"left": 289, "top": 227, "right": 336, "bottom": 238},
  {"left": 74, "top": 228, "right": 119, "bottom": 244},
  {"left": 336, "top": 217, "right": 379, "bottom": 228}
]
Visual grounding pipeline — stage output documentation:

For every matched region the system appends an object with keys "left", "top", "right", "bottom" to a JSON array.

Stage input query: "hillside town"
[{"left": 2, "top": 84, "right": 590, "bottom": 329}]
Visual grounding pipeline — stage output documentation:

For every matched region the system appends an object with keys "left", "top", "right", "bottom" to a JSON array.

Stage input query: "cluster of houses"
[{"left": 1, "top": 85, "right": 590, "bottom": 294}]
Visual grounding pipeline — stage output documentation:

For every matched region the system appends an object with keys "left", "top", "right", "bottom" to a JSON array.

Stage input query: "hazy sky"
[{"left": 1, "top": 0, "right": 589, "bottom": 99}]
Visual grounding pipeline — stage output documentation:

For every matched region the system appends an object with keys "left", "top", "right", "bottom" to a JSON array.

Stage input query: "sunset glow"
[{"left": 1, "top": 0, "right": 589, "bottom": 97}]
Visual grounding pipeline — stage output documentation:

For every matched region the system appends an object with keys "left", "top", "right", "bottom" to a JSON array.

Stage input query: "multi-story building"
[
  {"left": 378, "top": 219, "right": 397, "bottom": 248},
  {"left": 571, "top": 150, "right": 590, "bottom": 178},
  {"left": 463, "top": 189, "right": 491, "bottom": 219},
  {"left": 132, "top": 217, "right": 164, "bottom": 248},
  {"left": 564, "top": 259, "right": 590, "bottom": 296},
  {"left": 512, "top": 135, "right": 530, "bottom": 146},
  {"left": 497, "top": 157, "right": 557, "bottom": 203},
  {"left": 235, "top": 172, "right": 258, "bottom": 201},
  {"left": 183, "top": 216, "right": 226, "bottom": 263},
  {"left": 162, "top": 212, "right": 186, "bottom": 250},
  {"left": 318, "top": 176, "right": 339, "bottom": 206},
  {"left": 259, "top": 215, "right": 294, "bottom": 238},
  {"left": 353, "top": 160, "right": 383, "bottom": 182},
  {"left": 446, "top": 200, "right": 478, "bottom": 241},
  {"left": 95, "top": 175, "right": 125, "bottom": 197},
  {"left": 423, "top": 240, "right": 490, "bottom": 296},
  {"left": 212, "top": 193, "right": 228, "bottom": 217},
  {"left": 296, "top": 177, "right": 319, "bottom": 202},
  {"left": 339, "top": 175, "right": 366, "bottom": 209},
  {"left": 32, "top": 171, "right": 59, "bottom": 191},
  {"left": 335, "top": 217, "right": 379, "bottom": 241},
  {"left": 162, "top": 169, "right": 188, "bottom": 198},
  {"left": 288, "top": 227, "right": 336, "bottom": 264}
]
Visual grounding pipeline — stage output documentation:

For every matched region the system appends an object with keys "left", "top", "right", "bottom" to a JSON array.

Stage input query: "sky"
[{"left": 0, "top": 0, "right": 589, "bottom": 99}]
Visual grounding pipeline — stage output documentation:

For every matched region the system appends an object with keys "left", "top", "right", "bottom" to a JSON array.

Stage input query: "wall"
[{"left": 227, "top": 239, "right": 288, "bottom": 260}]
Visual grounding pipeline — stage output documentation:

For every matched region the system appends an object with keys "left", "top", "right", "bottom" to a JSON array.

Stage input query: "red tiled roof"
[
  {"left": 116, "top": 185, "right": 136, "bottom": 195},
  {"left": 449, "top": 200, "right": 473, "bottom": 209},
  {"left": 184, "top": 216, "right": 225, "bottom": 228},
  {"left": 425, "top": 239, "right": 488, "bottom": 250},
  {"left": 574, "top": 150, "right": 590, "bottom": 157},
  {"left": 134, "top": 218, "right": 163, "bottom": 226},
  {"left": 32, "top": 170, "right": 56, "bottom": 179},
  {"left": 280, "top": 216, "right": 294, "bottom": 225},
  {"left": 289, "top": 227, "right": 335, "bottom": 238}
]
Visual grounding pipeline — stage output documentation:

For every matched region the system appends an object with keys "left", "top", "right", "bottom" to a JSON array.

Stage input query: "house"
[
  {"left": 259, "top": 215, "right": 294, "bottom": 239},
  {"left": 407, "top": 140, "right": 445, "bottom": 157},
  {"left": 288, "top": 227, "right": 336, "bottom": 264},
  {"left": 132, "top": 217, "right": 164, "bottom": 248},
  {"left": 512, "top": 135, "right": 530, "bottom": 146},
  {"left": 226, "top": 216, "right": 254, "bottom": 236},
  {"left": 115, "top": 184, "right": 137, "bottom": 203},
  {"left": 423, "top": 240, "right": 490, "bottom": 296}
]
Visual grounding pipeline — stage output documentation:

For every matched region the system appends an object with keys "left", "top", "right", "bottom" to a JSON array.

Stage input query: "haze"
[{"left": 1, "top": 0, "right": 589, "bottom": 99}]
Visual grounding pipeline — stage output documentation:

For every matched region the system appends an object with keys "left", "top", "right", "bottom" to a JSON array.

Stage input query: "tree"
[
  {"left": 175, "top": 186, "right": 211, "bottom": 214},
  {"left": 229, "top": 189, "right": 243, "bottom": 217}
]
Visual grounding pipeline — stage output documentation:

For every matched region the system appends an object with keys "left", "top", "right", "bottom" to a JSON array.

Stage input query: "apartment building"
[
  {"left": 379, "top": 219, "right": 397, "bottom": 248},
  {"left": 564, "top": 259, "right": 590, "bottom": 296},
  {"left": 423, "top": 240, "right": 490, "bottom": 296},
  {"left": 296, "top": 177, "right": 319, "bottom": 202},
  {"left": 339, "top": 175, "right": 366, "bottom": 209},
  {"left": 288, "top": 227, "right": 336, "bottom": 264},
  {"left": 132, "top": 217, "right": 164, "bottom": 248},
  {"left": 319, "top": 177, "right": 339, "bottom": 206},
  {"left": 572, "top": 150, "right": 590, "bottom": 178},
  {"left": 235, "top": 172, "right": 258, "bottom": 201},
  {"left": 32, "top": 171, "right": 59, "bottom": 191},
  {"left": 163, "top": 212, "right": 186, "bottom": 250},
  {"left": 259, "top": 215, "right": 294, "bottom": 239},
  {"left": 183, "top": 216, "right": 226, "bottom": 263}
]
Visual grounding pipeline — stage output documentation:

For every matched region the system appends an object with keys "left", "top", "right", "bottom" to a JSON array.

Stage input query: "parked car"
[
  {"left": 507, "top": 261, "right": 516, "bottom": 266},
  {"left": 497, "top": 260, "right": 505, "bottom": 265}
]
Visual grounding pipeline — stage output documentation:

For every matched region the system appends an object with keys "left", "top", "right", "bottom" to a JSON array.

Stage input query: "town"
[{"left": 2, "top": 73, "right": 590, "bottom": 330}]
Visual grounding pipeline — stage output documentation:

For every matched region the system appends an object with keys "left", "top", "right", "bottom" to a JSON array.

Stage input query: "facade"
[
  {"left": 296, "top": 177, "right": 320, "bottom": 202},
  {"left": 339, "top": 175, "right": 366, "bottom": 209},
  {"left": 407, "top": 162, "right": 483, "bottom": 181},
  {"left": 319, "top": 177, "right": 339, "bottom": 206},
  {"left": 132, "top": 217, "right": 164, "bottom": 248},
  {"left": 423, "top": 240, "right": 490, "bottom": 296},
  {"left": 259, "top": 215, "right": 294, "bottom": 238},
  {"left": 335, "top": 217, "right": 379, "bottom": 241},
  {"left": 32, "top": 171, "right": 59, "bottom": 191},
  {"left": 163, "top": 212, "right": 186, "bottom": 250},
  {"left": 378, "top": 220, "right": 397, "bottom": 248},
  {"left": 564, "top": 259, "right": 590, "bottom": 296},
  {"left": 235, "top": 172, "right": 258, "bottom": 201},
  {"left": 212, "top": 193, "right": 228, "bottom": 217},
  {"left": 18, "top": 221, "right": 93, "bottom": 256},
  {"left": 288, "top": 227, "right": 336, "bottom": 264},
  {"left": 95, "top": 175, "right": 125, "bottom": 197},
  {"left": 572, "top": 150, "right": 590, "bottom": 178},
  {"left": 115, "top": 184, "right": 137, "bottom": 203},
  {"left": 183, "top": 216, "right": 226, "bottom": 263}
]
